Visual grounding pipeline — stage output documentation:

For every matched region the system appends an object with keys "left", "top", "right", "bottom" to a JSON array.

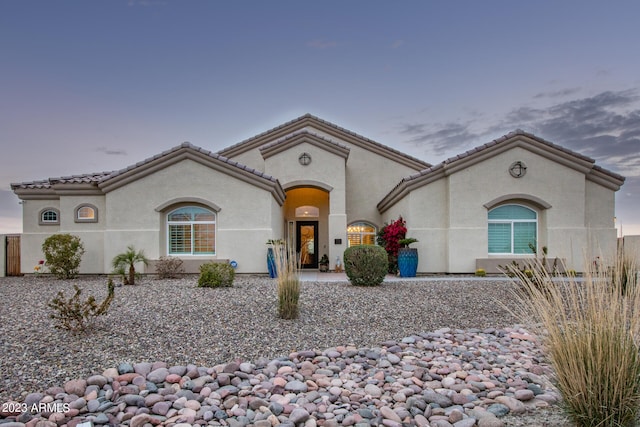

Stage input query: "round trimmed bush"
[
  {"left": 198, "top": 262, "right": 235, "bottom": 287},
  {"left": 344, "top": 245, "right": 388, "bottom": 286}
]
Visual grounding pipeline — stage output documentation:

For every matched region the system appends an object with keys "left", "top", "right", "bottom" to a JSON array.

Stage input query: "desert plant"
[
  {"left": 507, "top": 253, "right": 640, "bottom": 427},
  {"left": 398, "top": 237, "right": 418, "bottom": 247},
  {"left": 48, "top": 278, "right": 115, "bottom": 332},
  {"left": 42, "top": 234, "right": 85, "bottom": 279},
  {"left": 344, "top": 245, "right": 388, "bottom": 286},
  {"left": 112, "top": 245, "right": 149, "bottom": 285},
  {"left": 377, "top": 216, "right": 407, "bottom": 274},
  {"left": 155, "top": 256, "right": 185, "bottom": 279},
  {"left": 198, "top": 262, "right": 235, "bottom": 287},
  {"left": 272, "top": 241, "right": 300, "bottom": 319}
]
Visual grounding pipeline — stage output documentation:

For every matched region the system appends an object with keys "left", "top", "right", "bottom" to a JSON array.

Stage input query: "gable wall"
[
  {"left": 264, "top": 141, "right": 346, "bottom": 193},
  {"left": 105, "top": 159, "right": 278, "bottom": 273},
  {"left": 397, "top": 145, "right": 615, "bottom": 273},
  {"left": 448, "top": 146, "right": 589, "bottom": 272},
  {"left": 345, "top": 144, "right": 418, "bottom": 229}
]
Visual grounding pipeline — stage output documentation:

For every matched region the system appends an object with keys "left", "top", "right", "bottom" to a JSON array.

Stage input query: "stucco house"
[{"left": 11, "top": 114, "right": 625, "bottom": 275}]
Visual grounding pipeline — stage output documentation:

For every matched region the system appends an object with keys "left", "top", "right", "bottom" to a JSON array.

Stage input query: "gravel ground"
[{"left": 0, "top": 274, "right": 570, "bottom": 425}]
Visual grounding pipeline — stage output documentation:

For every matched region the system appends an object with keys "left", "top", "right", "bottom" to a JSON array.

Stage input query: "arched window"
[
  {"left": 167, "top": 206, "right": 216, "bottom": 255},
  {"left": 40, "top": 208, "right": 59, "bottom": 225},
  {"left": 75, "top": 204, "right": 98, "bottom": 223},
  {"left": 488, "top": 205, "right": 537, "bottom": 254},
  {"left": 347, "top": 222, "right": 377, "bottom": 247}
]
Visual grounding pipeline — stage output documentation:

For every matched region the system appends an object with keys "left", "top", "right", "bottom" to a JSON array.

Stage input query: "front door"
[{"left": 296, "top": 221, "right": 318, "bottom": 269}]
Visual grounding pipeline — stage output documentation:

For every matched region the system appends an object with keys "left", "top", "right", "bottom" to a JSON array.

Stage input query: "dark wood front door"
[{"left": 296, "top": 221, "right": 318, "bottom": 269}]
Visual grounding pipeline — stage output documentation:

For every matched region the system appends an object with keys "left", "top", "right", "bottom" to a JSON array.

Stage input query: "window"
[
  {"left": 347, "top": 222, "right": 377, "bottom": 247},
  {"left": 74, "top": 204, "right": 98, "bottom": 223},
  {"left": 40, "top": 208, "right": 59, "bottom": 225},
  {"left": 167, "top": 206, "right": 216, "bottom": 255},
  {"left": 488, "top": 205, "right": 537, "bottom": 254}
]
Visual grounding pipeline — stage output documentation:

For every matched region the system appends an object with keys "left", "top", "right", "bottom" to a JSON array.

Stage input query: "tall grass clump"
[
  {"left": 506, "top": 251, "right": 640, "bottom": 427},
  {"left": 272, "top": 241, "right": 300, "bottom": 319}
]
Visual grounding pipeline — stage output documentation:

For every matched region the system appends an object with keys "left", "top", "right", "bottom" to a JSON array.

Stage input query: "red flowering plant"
[{"left": 377, "top": 216, "right": 407, "bottom": 274}]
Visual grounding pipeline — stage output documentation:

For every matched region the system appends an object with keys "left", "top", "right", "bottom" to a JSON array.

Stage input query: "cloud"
[
  {"left": 306, "top": 39, "right": 337, "bottom": 49},
  {"left": 391, "top": 40, "right": 404, "bottom": 49},
  {"left": 533, "top": 88, "right": 581, "bottom": 99},
  {"left": 500, "top": 89, "right": 640, "bottom": 177},
  {"left": 97, "top": 147, "right": 127, "bottom": 156},
  {"left": 398, "top": 121, "right": 481, "bottom": 157}
]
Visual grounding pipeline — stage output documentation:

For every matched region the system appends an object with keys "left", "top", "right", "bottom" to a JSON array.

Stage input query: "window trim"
[
  {"left": 74, "top": 204, "right": 98, "bottom": 223},
  {"left": 39, "top": 208, "right": 60, "bottom": 225},
  {"left": 488, "top": 204, "right": 538, "bottom": 255},
  {"left": 347, "top": 221, "right": 378, "bottom": 247},
  {"left": 166, "top": 206, "right": 216, "bottom": 256}
]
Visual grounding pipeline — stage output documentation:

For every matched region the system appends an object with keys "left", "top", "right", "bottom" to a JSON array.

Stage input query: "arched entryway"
[{"left": 283, "top": 186, "right": 330, "bottom": 269}]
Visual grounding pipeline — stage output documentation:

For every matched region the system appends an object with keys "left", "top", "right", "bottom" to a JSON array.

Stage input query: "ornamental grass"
[
  {"left": 272, "top": 241, "right": 300, "bottom": 320},
  {"left": 506, "top": 249, "right": 640, "bottom": 427}
]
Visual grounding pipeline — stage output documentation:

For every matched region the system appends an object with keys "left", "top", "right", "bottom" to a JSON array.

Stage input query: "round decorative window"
[
  {"left": 509, "top": 161, "right": 527, "bottom": 178},
  {"left": 298, "top": 152, "right": 312, "bottom": 166}
]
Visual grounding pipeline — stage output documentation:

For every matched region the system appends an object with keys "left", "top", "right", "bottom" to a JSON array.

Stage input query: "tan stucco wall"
[
  {"left": 264, "top": 141, "right": 347, "bottom": 267},
  {"left": 0, "top": 235, "right": 6, "bottom": 277},
  {"left": 623, "top": 236, "right": 640, "bottom": 262},
  {"left": 20, "top": 197, "right": 106, "bottom": 274},
  {"left": 399, "top": 145, "right": 618, "bottom": 273},
  {"left": 20, "top": 199, "right": 59, "bottom": 273},
  {"left": 105, "top": 159, "right": 278, "bottom": 273},
  {"left": 345, "top": 144, "right": 417, "bottom": 229}
]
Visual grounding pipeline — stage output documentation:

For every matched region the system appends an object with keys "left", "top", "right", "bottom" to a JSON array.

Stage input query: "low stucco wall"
[
  {"left": 0, "top": 235, "right": 6, "bottom": 277},
  {"left": 622, "top": 236, "right": 640, "bottom": 260},
  {"left": 145, "top": 258, "right": 230, "bottom": 274},
  {"left": 476, "top": 257, "right": 567, "bottom": 275}
]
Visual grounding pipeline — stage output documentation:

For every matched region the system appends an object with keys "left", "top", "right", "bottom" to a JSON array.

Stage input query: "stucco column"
[{"left": 328, "top": 188, "right": 347, "bottom": 270}]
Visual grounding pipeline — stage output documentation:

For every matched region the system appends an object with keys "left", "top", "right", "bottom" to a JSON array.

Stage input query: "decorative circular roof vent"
[
  {"left": 509, "top": 161, "right": 527, "bottom": 178},
  {"left": 299, "top": 152, "right": 312, "bottom": 166}
]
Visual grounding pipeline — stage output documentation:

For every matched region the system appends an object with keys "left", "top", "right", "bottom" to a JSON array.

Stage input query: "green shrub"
[
  {"left": 344, "top": 245, "right": 388, "bottom": 286},
  {"left": 111, "top": 245, "right": 149, "bottom": 285},
  {"left": 155, "top": 256, "right": 185, "bottom": 279},
  {"left": 48, "top": 279, "right": 115, "bottom": 332},
  {"left": 272, "top": 241, "right": 300, "bottom": 319},
  {"left": 508, "top": 252, "right": 640, "bottom": 427},
  {"left": 42, "top": 234, "right": 85, "bottom": 279},
  {"left": 198, "top": 262, "right": 235, "bottom": 287},
  {"left": 475, "top": 268, "right": 486, "bottom": 277}
]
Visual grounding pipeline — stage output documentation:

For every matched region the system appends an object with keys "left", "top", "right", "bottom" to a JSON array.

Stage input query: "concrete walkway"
[{"left": 297, "top": 271, "right": 513, "bottom": 282}]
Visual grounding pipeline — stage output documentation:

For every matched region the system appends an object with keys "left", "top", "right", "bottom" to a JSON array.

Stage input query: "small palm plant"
[{"left": 112, "top": 245, "right": 149, "bottom": 286}]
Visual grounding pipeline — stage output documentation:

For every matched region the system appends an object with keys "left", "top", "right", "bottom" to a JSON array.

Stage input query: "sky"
[{"left": 1, "top": 0, "right": 639, "bottom": 235}]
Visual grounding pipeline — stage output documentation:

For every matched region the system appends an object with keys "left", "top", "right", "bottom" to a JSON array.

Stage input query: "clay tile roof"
[
  {"left": 102, "top": 141, "right": 277, "bottom": 184},
  {"left": 10, "top": 179, "right": 53, "bottom": 190},
  {"left": 260, "top": 128, "right": 350, "bottom": 152},
  {"left": 50, "top": 172, "right": 115, "bottom": 185},
  {"left": 220, "top": 113, "right": 430, "bottom": 169}
]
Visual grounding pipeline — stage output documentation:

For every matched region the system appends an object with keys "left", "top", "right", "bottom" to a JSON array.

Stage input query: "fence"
[{"left": 5, "top": 235, "right": 21, "bottom": 276}]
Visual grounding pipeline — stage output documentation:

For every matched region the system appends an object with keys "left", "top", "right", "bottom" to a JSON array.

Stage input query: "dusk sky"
[{"left": 1, "top": 1, "right": 639, "bottom": 235}]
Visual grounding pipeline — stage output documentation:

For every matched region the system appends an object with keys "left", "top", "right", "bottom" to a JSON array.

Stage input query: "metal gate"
[{"left": 6, "top": 235, "right": 21, "bottom": 276}]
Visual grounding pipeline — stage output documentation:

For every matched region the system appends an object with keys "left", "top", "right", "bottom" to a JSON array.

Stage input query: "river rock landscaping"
[{"left": 0, "top": 275, "right": 570, "bottom": 426}]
